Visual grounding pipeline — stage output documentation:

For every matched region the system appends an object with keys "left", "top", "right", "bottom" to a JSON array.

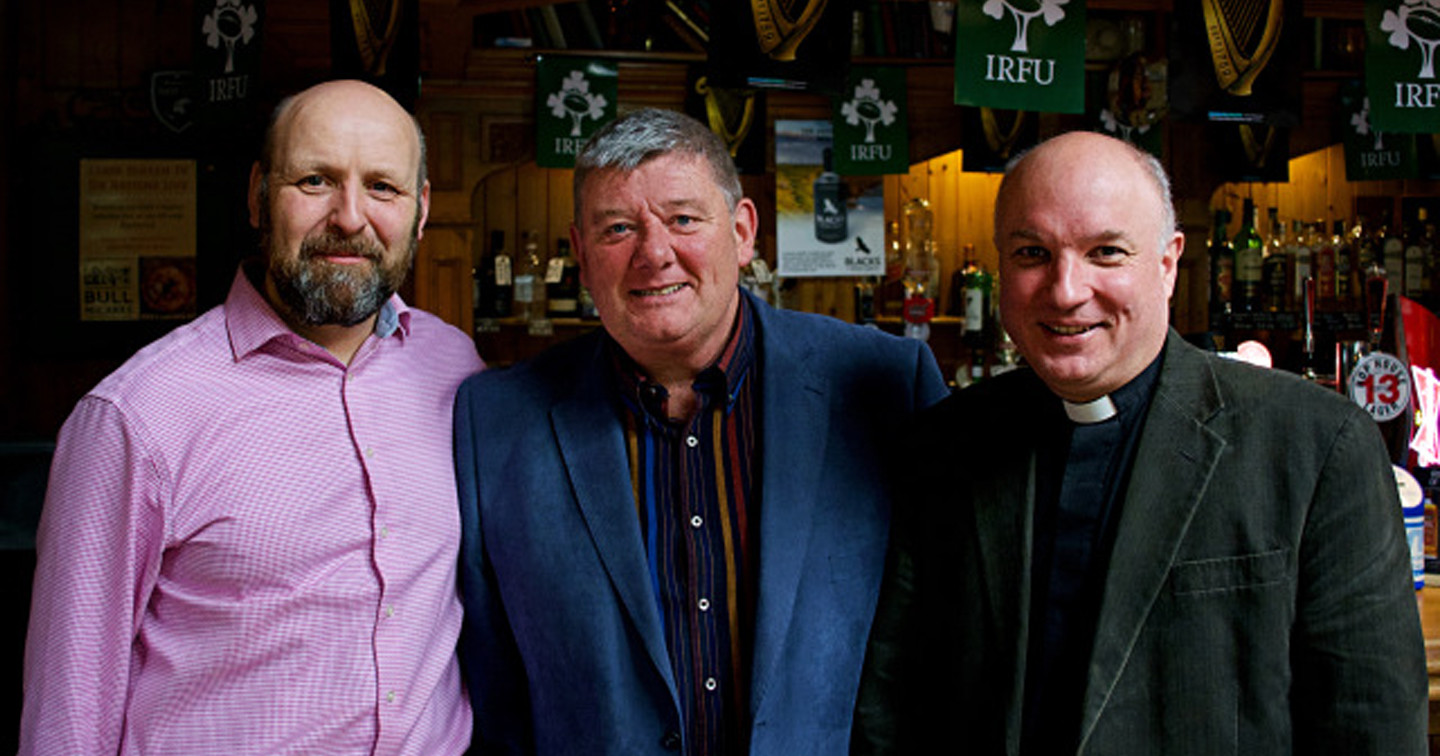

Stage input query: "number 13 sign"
[{"left": 1347, "top": 351, "right": 1412, "bottom": 422}]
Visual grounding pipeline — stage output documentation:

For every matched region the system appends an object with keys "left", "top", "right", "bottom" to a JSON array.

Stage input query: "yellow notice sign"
[{"left": 79, "top": 159, "right": 197, "bottom": 321}]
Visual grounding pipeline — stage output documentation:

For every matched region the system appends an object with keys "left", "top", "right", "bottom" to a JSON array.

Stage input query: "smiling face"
[
  {"left": 994, "top": 132, "right": 1183, "bottom": 402},
  {"left": 572, "top": 152, "right": 756, "bottom": 376},
  {"left": 249, "top": 80, "right": 429, "bottom": 329}
]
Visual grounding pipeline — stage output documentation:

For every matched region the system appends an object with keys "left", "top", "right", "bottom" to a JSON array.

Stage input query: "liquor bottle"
[
  {"left": 1333, "top": 220, "right": 1354, "bottom": 309},
  {"left": 1287, "top": 219, "right": 1311, "bottom": 312},
  {"left": 1263, "top": 207, "right": 1287, "bottom": 311},
  {"left": 1405, "top": 208, "right": 1431, "bottom": 301},
  {"left": 546, "top": 238, "right": 581, "bottom": 318},
  {"left": 578, "top": 285, "right": 599, "bottom": 319},
  {"left": 878, "top": 220, "right": 906, "bottom": 318},
  {"left": 947, "top": 243, "right": 977, "bottom": 317},
  {"left": 1233, "top": 199, "right": 1264, "bottom": 313},
  {"left": 1364, "top": 254, "right": 1389, "bottom": 349},
  {"left": 813, "top": 148, "right": 847, "bottom": 243},
  {"left": 1313, "top": 220, "right": 1337, "bottom": 311},
  {"left": 513, "top": 230, "right": 547, "bottom": 322},
  {"left": 476, "top": 229, "right": 512, "bottom": 319},
  {"left": 1208, "top": 208, "right": 1233, "bottom": 321},
  {"left": 853, "top": 277, "right": 877, "bottom": 325},
  {"left": 961, "top": 256, "right": 993, "bottom": 348},
  {"left": 900, "top": 198, "right": 938, "bottom": 342},
  {"left": 1382, "top": 220, "right": 1405, "bottom": 303},
  {"left": 961, "top": 256, "right": 994, "bottom": 384}
]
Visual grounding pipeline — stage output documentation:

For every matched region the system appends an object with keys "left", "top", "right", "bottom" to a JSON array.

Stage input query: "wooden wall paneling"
[
  {"left": 929, "top": 150, "right": 962, "bottom": 312},
  {"left": 516, "top": 161, "right": 549, "bottom": 252},
  {"left": 545, "top": 167, "right": 575, "bottom": 250},
  {"left": 42, "top": 1, "right": 85, "bottom": 88},
  {"left": 415, "top": 226, "right": 472, "bottom": 329},
  {"left": 615, "top": 57, "right": 692, "bottom": 112},
  {"left": 481, "top": 165, "right": 519, "bottom": 267},
  {"left": 427, "top": 112, "right": 466, "bottom": 191}
]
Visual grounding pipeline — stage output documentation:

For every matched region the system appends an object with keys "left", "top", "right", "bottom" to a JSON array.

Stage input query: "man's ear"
[{"left": 415, "top": 181, "right": 431, "bottom": 240}]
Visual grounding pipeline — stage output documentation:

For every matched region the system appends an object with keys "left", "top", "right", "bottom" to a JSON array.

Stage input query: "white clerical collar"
[{"left": 1063, "top": 395, "right": 1118, "bottom": 424}]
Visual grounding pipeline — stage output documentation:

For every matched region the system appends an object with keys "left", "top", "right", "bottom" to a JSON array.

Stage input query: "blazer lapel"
[
  {"left": 551, "top": 341, "right": 676, "bottom": 695},
  {"left": 749, "top": 304, "right": 829, "bottom": 712},
  {"left": 1078, "top": 335, "right": 1227, "bottom": 748},
  {"left": 971, "top": 374, "right": 1049, "bottom": 755}
]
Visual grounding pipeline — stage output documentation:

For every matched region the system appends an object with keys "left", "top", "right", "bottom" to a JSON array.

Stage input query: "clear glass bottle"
[
  {"left": 513, "top": 230, "right": 547, "bottom": 322},
  {"left": 900, "top": 198, "right": 938, "bottom": 341},
  {"left": 1287, "top": 219, "right": 1311, "bottom": 312}
]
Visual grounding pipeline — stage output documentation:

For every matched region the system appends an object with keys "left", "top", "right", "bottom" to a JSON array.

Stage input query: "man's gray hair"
[{"left": 572, "top": 107, "right": 742, "bottom": 220}]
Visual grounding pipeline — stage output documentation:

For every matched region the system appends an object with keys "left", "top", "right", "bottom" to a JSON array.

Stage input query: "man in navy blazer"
[
  {"left": 453, "top": 108, "right": 947, "bottom": 755},
  {"left": 853, "top": 131, "right": 1426, "bottom": 754}
]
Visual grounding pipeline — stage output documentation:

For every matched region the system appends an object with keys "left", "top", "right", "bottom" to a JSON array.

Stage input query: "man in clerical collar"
[{"left": 853, "top": 131, "right": 1426, "bottom": 756}]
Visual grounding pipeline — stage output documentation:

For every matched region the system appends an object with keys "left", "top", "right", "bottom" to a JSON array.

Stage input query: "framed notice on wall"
[{"left": 78, "top": 159, "right": 198, "bottom": 322}]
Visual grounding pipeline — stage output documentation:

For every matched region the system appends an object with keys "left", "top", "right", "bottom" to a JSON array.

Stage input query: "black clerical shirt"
[{"left": 1021, "top": 356, "right": 1163, "bottom": 755}]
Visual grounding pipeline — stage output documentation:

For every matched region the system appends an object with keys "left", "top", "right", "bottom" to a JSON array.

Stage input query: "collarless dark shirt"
[
  {"left": 610, "top": 296, "right": 759, "bottom": 756},
  {"left": 1021, "top": 355, "right": 1163, "bottom": 755}
]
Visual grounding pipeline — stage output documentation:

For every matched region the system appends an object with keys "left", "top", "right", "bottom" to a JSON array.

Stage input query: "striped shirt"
[
  {"left": 21, "top": 266, "right": 483, "bottom": 755},
  {"left": 613, "top": 298, "right": 758, "bottom": 756}
]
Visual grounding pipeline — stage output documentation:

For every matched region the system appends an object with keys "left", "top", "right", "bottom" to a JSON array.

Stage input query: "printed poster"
[
  {"left": 79, "top": 159, "right": 198, "bottom": 321},
  {"left": 774, "top": 120, "right": 885, "bottom": 278}
]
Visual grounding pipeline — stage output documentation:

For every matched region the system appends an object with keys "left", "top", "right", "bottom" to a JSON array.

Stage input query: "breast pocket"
[{"left": 1169, "top": 548, "right": 1292, "bottom": 596}]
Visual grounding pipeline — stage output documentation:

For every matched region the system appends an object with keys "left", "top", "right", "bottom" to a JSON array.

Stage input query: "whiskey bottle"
[
  {"left": 1263, "top": 207, "right": 1287, "bottom": 311},
  {"left": 1208, "top": 208, "right": 1233, "bottom": 321},
  {"left": 476, "top": 230, "right": 512, "bottom": 319},
  {"left": 1233, "top": 200, "right": 1264, "bottom": 313},
  {"left": 546, "top": 238, "right": 581, "bottom": 318}
]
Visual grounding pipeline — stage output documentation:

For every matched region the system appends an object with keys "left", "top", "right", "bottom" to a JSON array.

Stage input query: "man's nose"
[{"left": 327, "top": 182, "right": 367, "bottom": 236}]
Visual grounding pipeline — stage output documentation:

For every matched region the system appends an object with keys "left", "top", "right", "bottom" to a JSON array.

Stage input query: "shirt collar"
[
  {"left": 225, "top": 261, "right": 410, "bottom": 361},
  {"left": 610, "top": 293, "right": 755, "bottom": 418},
  {"left": 1060, "top": 353, "right": 1163, "bottom": 425}
]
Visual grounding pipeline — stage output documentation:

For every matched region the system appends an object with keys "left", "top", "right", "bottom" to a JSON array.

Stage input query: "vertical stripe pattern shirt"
[{"left": 612, "top": 298, "right": 759, "bottom": 756}]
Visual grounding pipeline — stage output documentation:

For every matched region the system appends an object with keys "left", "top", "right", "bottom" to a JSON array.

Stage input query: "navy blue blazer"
[{"left": 454, "top": 289, "right": 948, "bottom": 755}]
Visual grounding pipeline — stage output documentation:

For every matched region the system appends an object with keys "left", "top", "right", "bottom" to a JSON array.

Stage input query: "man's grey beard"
[
  {"left": 267, "top": 232, "right": 414, "bottom": 327},
  {"left": 258, "top": 194, "right": 417, "bottom": 327}
]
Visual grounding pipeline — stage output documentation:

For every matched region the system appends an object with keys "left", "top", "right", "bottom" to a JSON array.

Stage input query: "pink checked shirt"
[{"left": 21, "top": 268, "right": 484, "bottom": 755}]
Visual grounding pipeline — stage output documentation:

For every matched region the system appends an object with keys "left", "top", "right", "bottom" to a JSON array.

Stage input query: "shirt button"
[
  {"left": 365, "top": 447, "right": 376, "bottom": 458},
  {"left": 386, "top": 690, "right": 397, "bottom": 703},
  {"left": 379, "top": 526, "right": 390, "bottom": 538},
  {"left": 385, "top": 605, "right": 395, "bottom": 618},
  {"left": 697, "top": 598, "right": 710, "bottom": 611},
  {"left": 704, "top": 677, "right": 717, "bottom": 691},
  {"left": 690, "top": 515, "right": 703, "bottom": 528},
  {"left": 685, "top": 435, "right": 698, "bottom": 448}
]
